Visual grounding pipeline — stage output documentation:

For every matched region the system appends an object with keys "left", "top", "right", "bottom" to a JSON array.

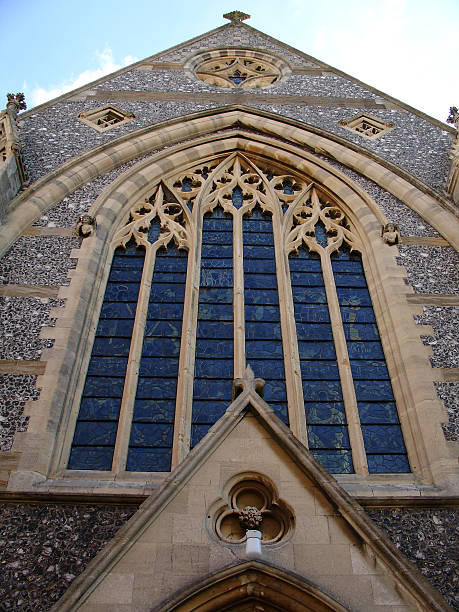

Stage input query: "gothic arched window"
[{"left": 66, "top": 154, "right": 409, "bottom": 476}]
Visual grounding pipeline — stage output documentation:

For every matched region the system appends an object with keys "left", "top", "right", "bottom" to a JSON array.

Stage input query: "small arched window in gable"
[{"left": 66, "top": 154, "right": 409, "bottom": 476}]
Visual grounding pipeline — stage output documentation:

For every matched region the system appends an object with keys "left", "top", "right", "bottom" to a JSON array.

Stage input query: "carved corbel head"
[
  {"left": 75, "top": 214, "right": 97, "bottom": 237},
  {"left": 381, "top": 223, "right": 400, "bottom": 245},
  {"left": 447, "top": 106, "right": 459, "bottom": 129}
]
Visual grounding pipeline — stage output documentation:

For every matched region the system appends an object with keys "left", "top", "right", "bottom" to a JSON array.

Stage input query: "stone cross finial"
[
  {"left": 6, "top": 93, "right": 26, "bottom": 113},
  {"left": 223, "top": 10, "right": 250, "bottom": 22},
  {"left": 233, "top": 364, "right": 265, "bottom": 399},
  {"left": 447, "top": 106, "right": 459, "bottom": 129}
]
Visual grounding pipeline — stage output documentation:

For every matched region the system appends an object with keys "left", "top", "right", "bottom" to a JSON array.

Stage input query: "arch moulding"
[{"left": 7, "top": 127, "right": 457, "bottom": 496}]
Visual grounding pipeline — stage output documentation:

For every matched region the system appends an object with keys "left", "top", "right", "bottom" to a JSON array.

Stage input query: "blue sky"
[{"left": 1, "top": 0, "right": 458, "bottom": 122}]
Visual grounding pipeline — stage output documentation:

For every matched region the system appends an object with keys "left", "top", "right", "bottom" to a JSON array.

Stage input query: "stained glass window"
[{"left": 68, "top": 153, "right": 410, "bottom": 476}]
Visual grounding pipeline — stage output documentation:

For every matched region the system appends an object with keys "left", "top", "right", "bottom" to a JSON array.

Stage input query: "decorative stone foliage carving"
[
  {"left": 209, "top": 473, "right": 295, "bottom": 545},
  {"left": 223, "top": 10, "right": 250, "bottom": 22},
  {"left": 339, "top": 114, "right": 395, "bottom": 139},
  {"left": 188, "top": 49, "right": 290, "bottom": 90}
]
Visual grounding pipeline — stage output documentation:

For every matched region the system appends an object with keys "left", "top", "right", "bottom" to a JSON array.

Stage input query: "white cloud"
[{"left": 28, "top": 47, "right": 138, "bottom": 108}]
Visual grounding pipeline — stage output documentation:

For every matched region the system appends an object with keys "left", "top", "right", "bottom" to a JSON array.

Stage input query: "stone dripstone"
[
  {"left": 315, "top": 154, "right": 441, "bottom": 236},
  {"left": 0, "top": 297, "right": 64, "bottom": 360},
  {"left": 33, "top": 153, "right": 158, "bottom": 227},
  {"left": 21, "top": 100, "right": 217, "bottom": 184},
  {"left": 397, "top": 246, "right": 459, "bottom": 295},
  {"left": 368, "top": 508, "right": 459, "bottom": 610},
  {"left": 416, "top": 306, "right": 459, "bottom": 368},
  {"left": 0, "top": 503, "right": 137, "bottom": 611},
  {"left": 0, "top": 236, "right": 79, "bottom": 286},
  {"left": 0, "top": 374, "right": 40, "bottom": 451},
  {"left": 435, "top": 381, "right": 459, "bottom": 442},
  {"left": 254, "top": 104, "right": 452, "bottom": 193},
  {"left": 153, "top": 24, "right": 319, "bottom": 67}
]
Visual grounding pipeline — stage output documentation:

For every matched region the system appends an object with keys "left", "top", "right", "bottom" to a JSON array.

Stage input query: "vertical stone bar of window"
[
  {"left": 68, "top": 240, "right": 145, "bottom": 471},
  {"left": 191, "top": 207, "right": 234, "bottom": 447}
]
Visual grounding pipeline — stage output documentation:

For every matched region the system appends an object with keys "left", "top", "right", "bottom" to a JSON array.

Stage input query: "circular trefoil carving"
[
  {"left": 187, "top": 49, "right": 290, "bottom": 90},
  {"left": 209, "top": 476, "right": 294, "bottom": 546}
]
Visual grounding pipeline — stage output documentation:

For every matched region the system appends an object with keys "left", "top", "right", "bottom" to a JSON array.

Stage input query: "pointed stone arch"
[
  {"left": 154, "top": 561, "right": 349, "bottom": 612},
  {"left": 6, "top": 111, "right": 457, "bottom": 494}
]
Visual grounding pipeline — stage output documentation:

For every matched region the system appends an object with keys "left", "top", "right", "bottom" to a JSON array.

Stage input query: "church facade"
[{"left": 0, "top": 12, "right": 458, "bottom": 610}]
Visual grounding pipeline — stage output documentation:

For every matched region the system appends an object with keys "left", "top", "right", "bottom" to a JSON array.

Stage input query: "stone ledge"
[
  {"left": 0, "top": 285, "right": 60, "bottom": 298},
  {"left": 0, "top": 359, "right": 47, "bottom": 374},
  {"left": 91, "top": 89, "right": 384, "bottom": 108},
  {"left": 399, "top": 236, "right": 449, "bottom": 246},
  {"left": 22, "top": 227, "right": 74, "bottom": 237},
  {"left": 406, "top": 293, "right": 459, "bottom": 306}
]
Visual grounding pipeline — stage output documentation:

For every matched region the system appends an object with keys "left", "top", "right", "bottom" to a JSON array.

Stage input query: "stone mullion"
[
  {"left": 112, "top": 244, "right": 157, "bottom": 474},
  {"left": 320, "top": 252, "right": 369, "bottom": 476},
  {"left": 171, "top": 237, "right": 197, "bottom": 469},
  {"left": 275, "top": 220, "right": 307, "bottom": 444},
  {"left": 233, "top": 211, "right": 246, "bottom": 379}
]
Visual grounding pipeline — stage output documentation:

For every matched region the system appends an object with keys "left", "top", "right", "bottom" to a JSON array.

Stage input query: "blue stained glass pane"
[
  {"left": 108, "top": 268, "right": 143, "bottom": 282},
  {"left": 150, "top": 271, "right": 187, "bottom": 284},
  {"left": 232, "top": 186, "right": 244, "bottom": 207},
  {"left": 78, "top": 398, "right": 121, "bottom": 421},
  {"left": 130, "top": 423, "right": 174, "bottom": 447},
  {"left": 244, "top": 259, "right": 276, "bottom": 274},
  {"left": 104, "top": 283, "right": 143, "bottom": 302},
  {"left": 362, "top": 425, "right": 406, "bottom": 453},
  {"left": 283, "top": 181, "right": 293, "bottom": 195},
  {"left": 303, "top": 381, "right": 343, "bottom": 402},
  {"left": 244, "top": 274, "right": 278, "bottom": 289},
  {"left": 149, "top": 285, "right": 186, "bottom": 302},
  {"left": 301, "top": 362, "right": 340, "bottom": 379},
  {"left": 296, "top": 323, "right": 333, "bottom": 341},
  {"left": 340, "top": 307, "right": 376, "bottom": 323},
  {"left": 344, "top": 323, "right": 380, "bottom": 341},
  {"left": 333, "top": 274, "right": 368, "bottom": 288},
  {"left": 73, "top": 421, "right": 118, "bottom": 446},
  {"left": 311, "top": 450, "right": 353, "bottom": 473},
  {"left": 367, "top": 454, "right": 410, "bottom": 473},
  {"left": 147, "top": 302, "right": 188, "bottom": 320},
  {"left": 96, "top": 319, "right": 134, "bottom": 337},
  {"left": 246, "top": 359, "right": 285, "bottom": 379},
  {"left": 198, "top": 303, "right": 233, "bottom": 320},
  {"left": 245, "top": 305, "right": 280, "bottom": 321},
  {"left": 68, "top": 447, "right": 114, "bottom": 471},
  {"left": 305, "top": 402, "right": 346, "bottom": 424},
  {"left": 126, "top": 447, "right": 171, "bottom": 472},
  {"left": 152, "top": 257, "right": 188, "bottom": 272},
  {"left": 148, "top": 219, "right": 161, "bottom": 243},
  {"left": 336, "top": 288, "right": 372, "bottom": 306},
  {"left": 197, "top": 321, "right": 233, "bottom": 339},
  {"left": 290, "top": 272, "right": 325, "bottom": 287},
  {"left": 139, "top": 357, "right": 179, "bottom": 377},
  {"left": 350, "top": 360, "right": 389, "bottom": 379},
  {"left": 82, "top": 376, "right": 125, "bottom": 398},
  {"left": 195, "top": 339, "right": 233, "bottom": 358},
  {"left": 133, "top": 400, "right": 176, "bottom": 422},
  {"left": 201, "top": 244, "right": 233, "bottom": 258},
  {"left": 289, "top": 256, "right": 321, "bottom": 271},
  {"left": 191, "top": 423, "right": 214, "bottom": 447},
  {"left": 143, "top": 320, "right": 182, "bottom": 338},
  {"left": 243, "top": 232, "right": 274, "bottom": 245},
  {"left": 263, "top": 379, "right": 288, "bottom": 402},
  {"left": 201, "top": 231, "right": 233, "bottom": 244},
  {"left": 99, "top": 302, "right": 138, "bottom": 319},
  {"left": 308, "top": 425, "right": 350, "bottom": 449},
  {"left": 244, "top": 245, "right": 277, "bottom": 259},
  {"left": 292, "top": 287, "right": 328, "bottom": 304},
  {"left": 201, "top": 258, "right": 234, "bottom": 270},
  {"left": 141, "top": 337, "right": 181, "bottom": 356},
  {"left": 200, "top": 269, "right": 233, "bottom": 286},
  {"left": 199, "top": 287, "right": 233, "bottom": 303},
  {"left": 181, "top": 177, "right": 192, "bottom": 192},
  {"left": 358, "top": 402, "right": 399, "bottom": 424},
  {"left": 298, "top": 341, "right": 336, "bottom": 360},
  {"left": 194, "top": 377, "right": 233, "bottom": 400},
  {"left": 354, "top": 380, "right": 394, "bottom": 401},
  {"left": 136, "top": 377, "right": 179, "bottom": 399},
  {"left": 194, "top": 358, "right": 233, "bottom": 378},
  {"left": 92, "top": 337, "right": 132, "bottom": 356},
  {"left": 346, "top": 342, "right": 385, "bottom": 359},
  {"left": 293, "top": 304, "right": 330, "bottom": 323},
  {"left": 268, "top": 403, "right": 289, "bottom": 423},
  {"left": 245, "top": 289, "right": 286, "bottom": 305},
  {"left": 330, "top": 260, "right": 364, "bottom": 273},
  {"left": 245, "top": 322, "right": 282, "bottom": 340},
  {"left": 87, "top": 357, "right": 128, "bottom": 377},
  {"left": 246, "top": 340, "right": 284, "bottom": 359},
  {"left": 192, "top": 401, "right": 229, "bottom": 423},
  {"left": 315, "top": 223, "right": 329, "bottom": 248}
]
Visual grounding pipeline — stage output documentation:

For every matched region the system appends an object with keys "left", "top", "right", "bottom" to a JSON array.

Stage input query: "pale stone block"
[
  {"left": 328, "top": 516, "right": 361, "bottom": 545},
  {"left": 172, "top": 515, "right": 204, "bottom": 543},
  {"left": 293, "top": 543, "right": 352, "bottom": 576},
  {"left": 294, "top": 515, "right": 329, "bottom": 544},
  {"left": 350, "top": 543, "right": 380, "bottom": 575},
  {"left": 317, "top": 574, "right": 374, "bottom": 611},
  {"left": 371, "top": 575, "right": 406, "bottom": 606},
  {"left": 88, "top": 573, "right": 134, "bottom": 604}
]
